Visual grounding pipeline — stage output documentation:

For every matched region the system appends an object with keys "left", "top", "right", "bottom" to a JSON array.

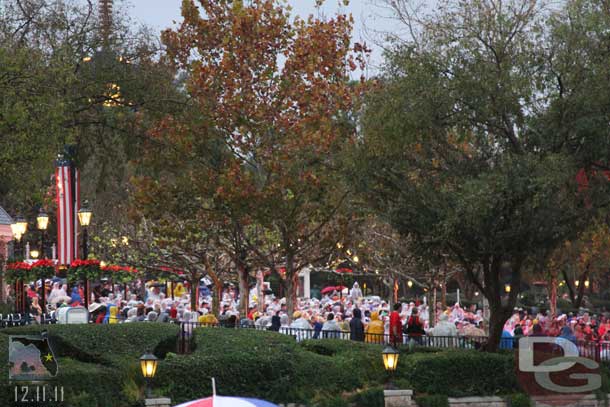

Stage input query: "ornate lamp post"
[
  {"left": 36, "top": 209, "right": 49, "bottom": 257},
  {"left": 11, "top": 215, "right": 28, "bottom": 313},
  {"left": 36, "top": 209, "right": 50, "bottom": 319},
  {"left": 140, "top": 352, "right": 159, "bottom": 398},
  {"left": 11, "top": 215, "right": 28, "bottom": 258},
  {"left": 78, "top": 201, "right": 92, "bottom": 309},
  {"left": 382, "top": 346, "right": 400, "bottom": 389},
  {"left": 77, "top": 202, "right": 92, "bottom": 259}
]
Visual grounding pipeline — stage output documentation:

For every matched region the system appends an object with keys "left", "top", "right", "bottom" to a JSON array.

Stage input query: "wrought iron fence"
[{"left": 176, "top": 321, "right": 489, "bottom": 354}]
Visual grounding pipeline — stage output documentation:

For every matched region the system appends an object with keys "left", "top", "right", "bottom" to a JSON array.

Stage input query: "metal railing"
[
  {"left": 0, "top": 313, "right": 58, "bottom": 328},
  {"left": 176, "top": 321, "right": 488, "bottom": 354},
  {"left": 5, "top": 315, "right": 608, "bottom": 362}
]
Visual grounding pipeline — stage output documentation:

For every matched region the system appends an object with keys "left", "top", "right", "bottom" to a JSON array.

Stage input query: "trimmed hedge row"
[
  {"left": 402, "top": 350, "right": 519, "bottom": 397},
  {"left": 154, "top": 329, "right": 389, "bottom": 405},
  {"left": 0, "top": 324, "right": 558, "bottom": 406},
  {"left": 155, "top": 328, "right": 525, "bottom": 406}
]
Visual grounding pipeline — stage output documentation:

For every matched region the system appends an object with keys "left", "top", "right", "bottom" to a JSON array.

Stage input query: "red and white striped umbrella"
[{"left": 174, "top": 396, "right": 279, "bottom": 407}]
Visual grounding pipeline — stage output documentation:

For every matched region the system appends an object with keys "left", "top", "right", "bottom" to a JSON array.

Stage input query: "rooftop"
[{"left": 0, "top": 206, "right": 13, "bottom": 225}]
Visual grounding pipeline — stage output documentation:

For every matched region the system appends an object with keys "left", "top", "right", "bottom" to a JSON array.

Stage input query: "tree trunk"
[
  {"left": 441, "top": 282, "right": 447, "bottom": 307},
  {"left": 214, "top": 285, "right": 222, "bottom": 317},
  {"left": 562, "top": 268, "right": 576, "bottom": 304},
  {"left": 549, "top": 271, "right": 558, "bottom": 317},
  {"left": 190, "top": 276, "right": 198, "bottom": 311},
  {"left": 238, "top": 264, "right": 249, "bottom": 318},
  {"left": 285, "top": 252, "right": 298, "bottom": 321},
  {"left": 432, "top": 287, "right": 437, "bottom": 327},
  {"left": 479, "top": 256, "right": 522, "bottom": 351},
  {"left": 208, "top": 272, "right": 222, "bottom": 317},
  {"left": 484, "top": 303, "right": 512, "bottom": 351},
  {"left": 574, "top": 266, "right": 589, "bottom": 309}
]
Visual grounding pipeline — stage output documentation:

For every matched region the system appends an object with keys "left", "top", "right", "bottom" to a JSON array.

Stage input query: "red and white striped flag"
[{"left": 55, "top": 162, "right": 80, "bottom": 265}]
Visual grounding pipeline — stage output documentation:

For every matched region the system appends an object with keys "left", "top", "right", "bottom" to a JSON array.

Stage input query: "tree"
[
  {"left": 353, "top": 0, "right": 610, "bottom": 350},
  {"left": 137, "top": 0, "right": 366, "bottom": 318},
  {"left": 0, "top": 0, "right": 181, "bottom": 223},
  {"left": 92, "top": 216, "right": 232, "bottom": 314},
  {"left": 548, "top": 222, "right": 610, "bottom": 310}
]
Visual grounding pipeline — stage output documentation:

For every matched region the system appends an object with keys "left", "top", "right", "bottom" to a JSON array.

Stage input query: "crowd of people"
[{"left": 8, "top": 279, "right": 610, "bottom": 354}]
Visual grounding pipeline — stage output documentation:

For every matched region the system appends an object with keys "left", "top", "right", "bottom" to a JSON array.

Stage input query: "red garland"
[
  {"left": 31, "top": 259, "right": 55, "bottom": 268},
  {"left": 101, "top": 265, "right": 139, "bottom": 273},
  {"left": 70, "top": 259, "right": 101, "bottom": 268},
  {"left": 100, "top": 264, "right": 140, "bottom": 283},
  {"left": 6, "top": 262, "right": 32, "bottom": 271}
]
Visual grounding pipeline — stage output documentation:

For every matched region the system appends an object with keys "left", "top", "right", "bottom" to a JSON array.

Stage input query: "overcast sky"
[{"left": 123, "top": 0, "right": 397, "bottom": 75}]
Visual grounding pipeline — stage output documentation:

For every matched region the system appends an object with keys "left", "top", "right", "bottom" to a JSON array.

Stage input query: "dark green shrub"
[
  {"left": 508, "top": 393, "right": 531, "bottom": 407},
  {"left": 415, "top": 394, "right": 449, "bottom": 407},
  {"left": 349, "top": 387, "right": 384, "bottom": 407},
  {"left": 403, "top": 350, "right": 519, "bottom": 397},
  {"left": 0, "top": 324, "right": 529, "bottom": 405},
  {"left": 0, "top": 323, "right": 179, "bottom": 364},
  {"left": 314, "top": 395, "right": 349, "bottom": 407},
  {"left": 155, "top": 328, "right": 383, "bottom": 405}
]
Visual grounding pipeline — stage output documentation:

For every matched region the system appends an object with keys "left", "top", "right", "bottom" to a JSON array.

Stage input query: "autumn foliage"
[{"left": 132, "top": 0, "right": 365, "bottom": 316}]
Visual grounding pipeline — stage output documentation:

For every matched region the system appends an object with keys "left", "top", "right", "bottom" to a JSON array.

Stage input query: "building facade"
[{"left": 0, "top": 206, "right": 13, "bottom": 303}]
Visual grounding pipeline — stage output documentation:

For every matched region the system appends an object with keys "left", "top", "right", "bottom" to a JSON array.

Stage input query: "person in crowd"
[
  {"left": 365, "top": 311, "right": 385, "bottom": 343},
  {"left": 499, "top": 329, "right": 514, "bottom": 350},
  {"left": 70, "top": 287, "right": 82, "bottom": 307},
  {"left": 390, "top": 302, "right": 403, "bottom": 347},
  {"left": 312, "top": 315, "right": 323, "bottom": 339},
  {"left": 405, "top": 307, "right": 425, "bottom": 345},
  {"left": 108, "top": 306, "right": 119, "bottom": 324},
  {"left": 290, "top": 311, "right": 311, "bottom": 329},
  {"left": 269, "top": 311, "right": 281, "bottom": 332},
  {"left": 146, "top": 311, "right": 158, "bottom": 322},
  {"left": 430, "top": 313, "right": 457, "bottom": 336},
  {"left": 350, "top": 308, "right": 365, "bottom": 342},
  {"left": 350, "top": 282, "right": 363, "bottom": 301},
  {"left": 557, "top": 326, "right": 578, "bottom": 346},
  {"left": 322, "top": 313, "right": 341, "bottom": 338},
  {"left": 199, "top": 310, "right": 219, "bottom": 325}
]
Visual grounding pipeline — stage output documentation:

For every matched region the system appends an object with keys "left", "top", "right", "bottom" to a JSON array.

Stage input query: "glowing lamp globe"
[
  {"left": 382, "top": 346, "right": 400, "bottom": 372},
  {"left": 37, "top": 210, "right": 49, "bottom": 231},
  {"left": 140, "top": 352, "right": 158, "bottom": 379},
  {"left": 78, "top": 204, "right": 93, "bottom": 227}
]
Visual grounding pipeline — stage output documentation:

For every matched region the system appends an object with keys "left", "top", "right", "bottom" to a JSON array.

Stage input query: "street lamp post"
[
  {"left": 140, "top": 352, "right": 159, "bottom": 398},
  {"left": 382, "top": 346, "right": 400, "bottom": 389},
  {"left": 37, "top": 209, "right": 49, "bottom": 258},
  {"left": 11, "top": 215, "right": 28, "bottom": 313},
  {"left": 77, "top": 203, "right": 92, "bottom": 259},
  {"left": 11, "top": 215, "right": 28, "bottom": 259},
  {"left": 78, "top": 202, "right": 92, "bottom": 309},
  {"left": 37, "top": 209, "right": 50, "bottom": 321}
]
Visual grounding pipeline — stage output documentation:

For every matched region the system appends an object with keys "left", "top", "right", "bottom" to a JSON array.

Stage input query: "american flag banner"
[{"left": 55, "top": 159, "right": 80, "bottom": 265}]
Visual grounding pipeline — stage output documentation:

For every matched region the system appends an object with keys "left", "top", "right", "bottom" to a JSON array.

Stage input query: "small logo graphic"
[
  {"left": 516, "top": 336, "right": 601, "bottom": 406},
  {"left": 9, "top": 332, "right": 58, "bottom": 382}
]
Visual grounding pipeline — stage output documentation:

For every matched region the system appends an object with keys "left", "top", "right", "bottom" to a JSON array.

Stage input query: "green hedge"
[
  {"left": 402, "top": 350, "right": 519, "bottom": 397},
  {"left": 508, "top": 393, "right": 532, "bottom": 407},
  {"left": 0, "top": 323, "right": 534, "bottom": 406},
  {"left": 154, "top": 329, "right": 389, "bottom": 405},
  {"left": 415, "top": 394, "right": 449, "bottom": 407}
]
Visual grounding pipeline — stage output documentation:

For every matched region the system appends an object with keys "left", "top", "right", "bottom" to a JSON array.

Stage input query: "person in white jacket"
[
  {"left": 322, "top": 313, "right": 341, "bottom": 338},
  {"left": 429, "top": 312, "right": 458, "bottom": 347}
]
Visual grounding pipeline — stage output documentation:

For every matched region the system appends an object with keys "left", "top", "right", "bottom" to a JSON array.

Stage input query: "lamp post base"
[
  {"left": 144, "top": 397, "right": 171, "bottom": 407},
  {"left": 383, "top": 389, "right": 414, "bottom": 407}
]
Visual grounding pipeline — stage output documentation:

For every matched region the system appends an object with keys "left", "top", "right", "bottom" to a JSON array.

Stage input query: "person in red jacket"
[{"left": 389, "top": 302, "right": 403, "bottom": 347}]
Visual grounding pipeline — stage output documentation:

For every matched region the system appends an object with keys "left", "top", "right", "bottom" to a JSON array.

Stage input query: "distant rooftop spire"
[{"left": 99, "top": 0, "right": 113, "bottom": 44}]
